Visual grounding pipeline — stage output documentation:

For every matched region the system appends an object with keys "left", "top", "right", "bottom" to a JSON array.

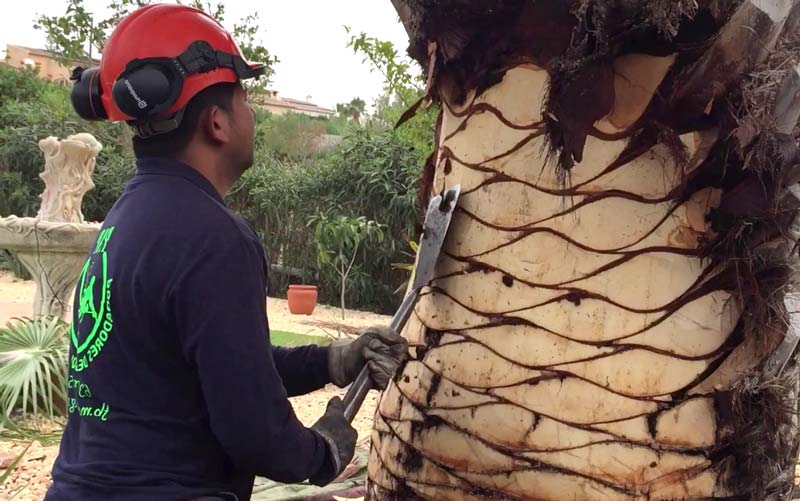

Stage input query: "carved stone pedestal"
[
  {"left": 15, "top": 251, "right": 86, "bottom": 319},
  {"left": 0, "top": 133, "right": 103, "bottom": 321}
]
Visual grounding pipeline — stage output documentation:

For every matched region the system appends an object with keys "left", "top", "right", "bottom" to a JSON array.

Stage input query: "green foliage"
[
  {"left": 344, "top": 28, "right": 437, "bottom": 167},
  {"left": 230, "top": 126, "right": 423, "bottom": 314},
  {"left": 336, "top": 97, "right": 367, "bottom": 123},
  {"left": 0, "top": 423, "right": 63, "bottom": 446},
  {"left": 34, "top": 0, "right": 278, "bottom": 88},
  {"left": 323, "top": 115, "right": 350, "bottom": 135},
  {"left": 345, "top": 27, "right": 421, "bottom": 106},
  {"left": 311, "top": 215, "right": 385, "bottom": 268},
  {"left": 257, "top": 111, "right": 327, "bottom": 161},
  {"left": 391, "top": 239, "right": 419, "bottom": 295},
  {"left": 0, "top": 442, "right": 32, "bottom": 485},
  {"left": 0, "top": 64, "right": 135, "bottom": 223},
  {"left": 184, "top": 0, "right": 225, "bottom": 19},
  {"left": 270, "top": 330, "right": 328, "bottom": 348},
  {"left": 231, "top": 11, "right": 279, "bottom": 92},
  {"left": 0, "top": 251, "right": 31, "bottom": 281},
  {"left": 0, "top": 66, "right": 48, "bottom": 107},
  {"left": 0, "top": 317, "right": 69, "bottom": 423},
  {"left": 33, "top": 0, "right": 107, "bottom": 65},
  {"left": 310, "top": 213, "right": 385, "bottom": 318}
]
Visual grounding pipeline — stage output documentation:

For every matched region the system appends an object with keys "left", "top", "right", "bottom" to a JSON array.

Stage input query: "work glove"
[
  {"left": 328, "top": 326, "right": 408, "bottom": 389},
  {"left": 308, "top": 397, "right": 358, "bottom": 486}
]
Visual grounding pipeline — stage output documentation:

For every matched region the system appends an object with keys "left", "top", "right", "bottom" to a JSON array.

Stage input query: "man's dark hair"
[{"left": 131, "top": 82, "right": 237, "bottom": 160}]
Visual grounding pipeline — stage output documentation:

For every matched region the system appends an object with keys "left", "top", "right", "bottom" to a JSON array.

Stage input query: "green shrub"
[
  {"left": 0, "top": 64, "right": 48, "bottom": 107},
  {"left": 230, "top": 125, "right": 423, "bottom": 314},
  {"left": 0, "top": 65, "right": 135, "bottom": 222},
  {"left": 256, "top": 111, "right": 329, "bottom": 161},
  {"left": 0, "top": 251, "right": 31, "bottom": 281}
]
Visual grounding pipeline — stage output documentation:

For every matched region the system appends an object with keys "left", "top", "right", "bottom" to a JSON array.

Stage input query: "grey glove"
[
  {"left": 308, "top": 396, "right": 358, "bottom": 487},
  {"left": 328, "top": 326, "right": 408, "bottom": 389}
]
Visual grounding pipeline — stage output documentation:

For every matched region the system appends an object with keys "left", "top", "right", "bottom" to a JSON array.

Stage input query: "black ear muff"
[
  {"left": 112, "top": 64, "right": 173, "bottom": 119},
  {"left": 70, "top": 67, "right": 107, "bottom": 120}
]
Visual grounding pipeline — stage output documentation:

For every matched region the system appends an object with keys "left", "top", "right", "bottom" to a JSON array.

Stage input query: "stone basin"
[
  {"left": 0, "top": 133, "right": 103, "bottom": 320},
  {"left": 0, "top": 217, "right": 100, "bottom": 319}
]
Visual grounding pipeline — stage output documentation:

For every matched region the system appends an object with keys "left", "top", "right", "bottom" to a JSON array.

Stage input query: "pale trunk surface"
[{"left": 367, "top": 1, "right": 800, "bottom": 500}]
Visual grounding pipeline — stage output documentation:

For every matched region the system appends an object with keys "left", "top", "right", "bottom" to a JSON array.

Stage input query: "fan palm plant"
[{"left": 0, "top": 316, "right": 69, "bottom": 424}]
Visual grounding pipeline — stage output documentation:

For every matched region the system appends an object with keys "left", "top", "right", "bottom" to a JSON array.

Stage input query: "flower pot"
[{"left": 287, "top": 285, "right": 318, "bottom": 315}]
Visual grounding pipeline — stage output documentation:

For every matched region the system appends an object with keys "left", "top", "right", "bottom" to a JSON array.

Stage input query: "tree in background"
[
  {"left": 336, "top": 97, "right": 368, "bottom": 123},
  {"left": 345, "top": 26, "right": 421, "bottom": 110},
  {"left": 309, "top": 213, "right": 385, "bottom": 319},
  {"left": 344, "top": 26, "right": 437, "bottom": 183},
  {"left": 33, "top": 0, "right": 278, "bottom": 91}
]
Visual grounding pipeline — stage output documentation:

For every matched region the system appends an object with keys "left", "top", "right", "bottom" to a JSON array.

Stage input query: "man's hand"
[
  {"left": 328, "top": 326, "right": 408, "bottom": 389},
  {"left": 308, "top": 397, "right": 358, "bottom": 486}
]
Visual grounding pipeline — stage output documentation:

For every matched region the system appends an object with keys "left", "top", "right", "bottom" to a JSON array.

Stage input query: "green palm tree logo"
[
  {"left": 78, "top": 276, "right": 98, "bottom": 324},
  {"left": 70, "top": 227, "right": 115, "bottom": 357}
]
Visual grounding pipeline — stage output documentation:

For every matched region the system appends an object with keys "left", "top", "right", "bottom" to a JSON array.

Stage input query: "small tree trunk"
[
  {"left": 339, "top": 259, "right": 347, "bottom": 321},
  {"left": 340, "top": 270, "right": 346, "bottom": 320},
  {"left": 340, "top": 248, "right": 359, "bottom": 321}
]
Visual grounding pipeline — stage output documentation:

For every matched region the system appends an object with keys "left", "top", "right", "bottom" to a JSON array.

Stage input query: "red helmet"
[{"left": 70, "top": 4, "right": 265, "bottom": 137}]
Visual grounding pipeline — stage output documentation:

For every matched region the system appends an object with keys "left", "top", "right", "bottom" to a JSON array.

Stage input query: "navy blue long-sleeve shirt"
[{"left": 45, "top": 158, "right": 332, "bottom": 501}]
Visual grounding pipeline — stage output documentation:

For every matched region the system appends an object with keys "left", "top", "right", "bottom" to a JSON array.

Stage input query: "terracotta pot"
[{"left": 287, "top": 285, "right": 318, "bottom": 315}]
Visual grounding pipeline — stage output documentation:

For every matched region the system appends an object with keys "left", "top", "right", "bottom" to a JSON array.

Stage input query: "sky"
[{"left": 0, "top": 0, "right": 418, "bottom": 111}]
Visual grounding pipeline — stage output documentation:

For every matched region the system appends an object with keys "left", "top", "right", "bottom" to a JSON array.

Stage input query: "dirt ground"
[
  {"left": 0, "top": 271, "right": 392, "bottom": 337},
  {"left": 0, "top": 271, "right": 388, "bottom": 500}
]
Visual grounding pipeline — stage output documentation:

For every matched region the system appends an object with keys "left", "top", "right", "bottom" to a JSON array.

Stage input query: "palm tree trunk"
[{"left": 367, "top": 1, "right": 800, "bottom": 499}]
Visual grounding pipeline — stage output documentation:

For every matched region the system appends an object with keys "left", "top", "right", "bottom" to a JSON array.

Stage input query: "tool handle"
[
  {"left": 342, "top": 289, "right": 420, "bottom": 422},
  {"left": 341, "top": 367, "right": 371, "bottom": 423}
]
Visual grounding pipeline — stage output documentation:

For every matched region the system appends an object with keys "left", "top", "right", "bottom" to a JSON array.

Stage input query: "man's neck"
[{"left": 178, "top": 154, "right": 234, "bottom": 198}]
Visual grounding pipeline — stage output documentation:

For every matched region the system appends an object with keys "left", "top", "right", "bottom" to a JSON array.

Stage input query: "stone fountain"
[{"left": 0, "top": 133, "right": 103, "bottom": 320}]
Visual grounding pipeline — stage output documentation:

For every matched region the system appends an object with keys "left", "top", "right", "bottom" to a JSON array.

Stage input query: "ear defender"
[
  {"left": 70, "top": 67, "right": 108, "bottom": 121},
  {"left": 111, "top": 64, "right": 173, "bottom": 119},
  {"left": 68, "top": 36, "right": 265, "bottom": 137}
]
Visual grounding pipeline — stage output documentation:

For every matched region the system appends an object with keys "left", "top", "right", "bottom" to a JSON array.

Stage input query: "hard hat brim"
[{"left": 240, "top": 62, "right": 266, "bottom": 80}]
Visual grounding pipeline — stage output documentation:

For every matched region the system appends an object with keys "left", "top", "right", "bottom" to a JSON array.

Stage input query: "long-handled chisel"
[{"left": 342, "top": 185, "right": 461, "bottom": 422}]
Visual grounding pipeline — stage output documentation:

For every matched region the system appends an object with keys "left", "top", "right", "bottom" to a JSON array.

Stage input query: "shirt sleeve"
[
  {"left": 171, "top": 230, "right": 328, "bottom": 483},
  {"left": 272, "top": 345, "right": 331, "bottom": 397}
]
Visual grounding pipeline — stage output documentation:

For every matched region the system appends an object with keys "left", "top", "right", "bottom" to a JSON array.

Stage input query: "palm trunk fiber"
[{"left": 367, "top": 1, "right": 800, "bottom": 500}]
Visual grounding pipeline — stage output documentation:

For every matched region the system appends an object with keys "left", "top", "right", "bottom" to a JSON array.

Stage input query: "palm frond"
[
  {"left": 0, "top": 441, "right": 31, "bottom": 486},
  {"left": 0, "top": 317, "right": 69, "bottom": 423}
]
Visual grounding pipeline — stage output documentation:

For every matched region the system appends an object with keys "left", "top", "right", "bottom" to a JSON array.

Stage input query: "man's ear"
[{"left": 201, "top": 105, "right": 232, "bottom": 146}]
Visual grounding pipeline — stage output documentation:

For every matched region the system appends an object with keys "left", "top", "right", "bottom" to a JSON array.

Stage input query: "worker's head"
[{"left": 69, "top": 4, "right": 264, "bottom": 175}]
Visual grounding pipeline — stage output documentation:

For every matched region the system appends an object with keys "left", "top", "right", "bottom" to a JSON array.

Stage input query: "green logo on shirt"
[
  {"left": 71, "top": 227, "right": 115, "bottom": 372},
  {"left": 67, "top": 375, "right": 110, "bottom": 422}
]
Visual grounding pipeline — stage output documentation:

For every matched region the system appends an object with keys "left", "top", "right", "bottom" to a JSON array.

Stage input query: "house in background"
[
  {"left": 3, "top": 44, "right": 337, "bottom": 121},
  {"left": 3, "top": 44, "right": 100, "bottom": 83},
  {"left": 254, "top": 90, "right": 335, "bottom": 118}
]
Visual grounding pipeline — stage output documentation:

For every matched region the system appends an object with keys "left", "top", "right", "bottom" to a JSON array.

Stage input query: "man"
[{"left": 44, "top": 5, "right": 407, "bottom": 501}]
